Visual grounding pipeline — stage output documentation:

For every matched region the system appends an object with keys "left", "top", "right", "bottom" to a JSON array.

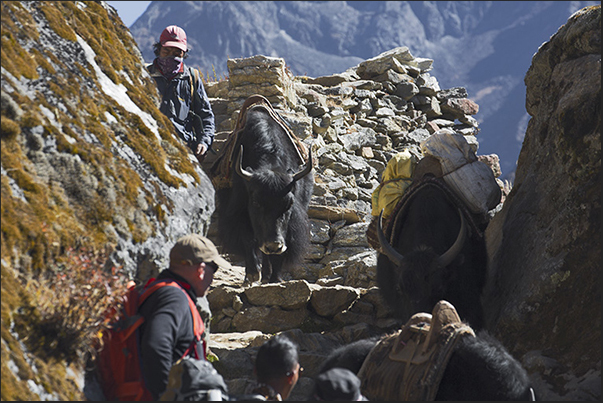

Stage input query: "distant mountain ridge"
[{"left": 129, "top": 1, "right": 596, "bottom": 176}]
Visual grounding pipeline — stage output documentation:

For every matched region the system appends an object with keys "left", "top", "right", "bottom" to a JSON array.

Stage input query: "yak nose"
[{"left": 261, "top": 241, "right": 287, "bottom": 255}]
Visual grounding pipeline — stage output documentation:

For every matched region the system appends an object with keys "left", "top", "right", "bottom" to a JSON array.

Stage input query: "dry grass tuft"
[{"left": 21, "top": 248, "right": 129, "bottom": 365}]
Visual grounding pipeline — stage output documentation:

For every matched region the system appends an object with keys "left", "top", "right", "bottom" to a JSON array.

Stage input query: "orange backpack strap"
[
  {"left": 115, "top": 283, "right": 146, "bottom": 342},
  {"left": 139, "top": 279, "right": 206, "bottom": 359}
]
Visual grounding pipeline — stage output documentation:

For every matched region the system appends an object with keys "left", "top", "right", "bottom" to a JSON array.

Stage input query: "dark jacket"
[
  {"left": 138, "top": 270, "right": 205, "bottom": 400},
  {"left": 147, "top": 62, "right": 215, "bottom": 153}
]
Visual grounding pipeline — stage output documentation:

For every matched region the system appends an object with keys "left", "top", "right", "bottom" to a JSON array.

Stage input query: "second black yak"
[{"left": 376, "top": 179, "right": 487, "bottom": 329}]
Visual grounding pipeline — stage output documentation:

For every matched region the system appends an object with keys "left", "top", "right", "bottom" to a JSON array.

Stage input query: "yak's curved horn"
[
  {"left": 377, "top": 209, "right": 404, "bottom": 267},
  {"left": 292, "top": 149, "right": 313, "bottom": 182},
  {"left": 235, "top": 145, "right": 253, "bottom": 181},
  {"left": 436, "top": 209, "right": 467, "bottom": 267}
]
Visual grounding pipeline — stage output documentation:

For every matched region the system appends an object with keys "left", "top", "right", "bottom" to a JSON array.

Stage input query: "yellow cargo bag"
[{"left": 371, "top": 149, "right": 417, "bottom": 218}]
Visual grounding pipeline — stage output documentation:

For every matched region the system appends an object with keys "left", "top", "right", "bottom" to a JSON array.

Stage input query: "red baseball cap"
[{"left": 160, "top": 25, "right": 187, "bottom": 52}]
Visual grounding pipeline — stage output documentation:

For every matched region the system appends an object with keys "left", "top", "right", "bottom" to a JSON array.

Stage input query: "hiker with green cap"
[{"left": 138, "top": 234, "right": 231, "bottom": 400}]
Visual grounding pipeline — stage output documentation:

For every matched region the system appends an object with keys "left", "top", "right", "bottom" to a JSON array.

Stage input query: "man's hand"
[
  {"left": 195, "top": 143, "right": 208, "bottom": 165},
  {"left": 196, "top": 143, "right": 208, "bottom": 157}
]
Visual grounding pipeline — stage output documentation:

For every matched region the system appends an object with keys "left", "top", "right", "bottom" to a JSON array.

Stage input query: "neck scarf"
[{"left": 155, "top": 56, "right": 184, "bottom": 80}]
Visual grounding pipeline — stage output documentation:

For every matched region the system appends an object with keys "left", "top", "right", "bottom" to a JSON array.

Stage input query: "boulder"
[{"left": 484, "top": 6, "right": 601, "bottom": 400}]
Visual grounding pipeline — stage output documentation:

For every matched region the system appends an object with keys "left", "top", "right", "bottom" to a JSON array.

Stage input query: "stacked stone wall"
[{"left": 204, "top": 46, "right": 504, "bottom": 290}]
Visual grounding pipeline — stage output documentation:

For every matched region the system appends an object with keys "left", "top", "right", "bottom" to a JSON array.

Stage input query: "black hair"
[
  {"left": 152, "top": 41, "right": 189, "bottom": 58},
  {"left": 254, "top": 335, "right": 299, "bottom": 383}
]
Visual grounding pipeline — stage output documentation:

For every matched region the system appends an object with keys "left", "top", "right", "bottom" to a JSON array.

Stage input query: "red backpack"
[{"left": 97, "top": 278, "right": 205, "bottom": 401}]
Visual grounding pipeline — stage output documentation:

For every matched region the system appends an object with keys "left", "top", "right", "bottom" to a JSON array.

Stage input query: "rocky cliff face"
[
  {"left": 483, "top": 6, "right": 600, "bottom": 400},
  {"left": 1, "top": 1, "right": 599, "bottom": 401}
]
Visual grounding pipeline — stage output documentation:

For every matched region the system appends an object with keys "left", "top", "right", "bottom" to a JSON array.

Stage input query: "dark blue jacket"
[{"left": 147, "top": 62, "right": 215, "bottom": 152}]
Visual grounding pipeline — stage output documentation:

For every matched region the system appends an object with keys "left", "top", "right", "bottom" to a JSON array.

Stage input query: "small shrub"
[{"left": 22, "top": 248, "right": 129, "bottom": 364}]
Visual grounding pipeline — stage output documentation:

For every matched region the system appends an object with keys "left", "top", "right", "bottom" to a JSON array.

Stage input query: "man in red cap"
[{"left": 147, "top": 25, "right": 215, "bottom": 164}]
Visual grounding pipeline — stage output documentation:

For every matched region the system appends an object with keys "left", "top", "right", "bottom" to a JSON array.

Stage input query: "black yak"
[
  {"left": 376, "top": 178, "right": 487, "bottom": 329},
  {"left": 215, "top": 103, "right": 313, "bottom": 284},
  {"left": 319, "top": 301, "right": 536, "bottom": 401}
]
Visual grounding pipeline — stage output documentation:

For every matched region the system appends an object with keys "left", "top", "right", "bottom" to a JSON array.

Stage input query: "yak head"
[
  {"left": 236, "top": 145, "right": 313, "bottom": 255},
  {"left": 377, "top": 208, "right": 467, "bottom": 312}
]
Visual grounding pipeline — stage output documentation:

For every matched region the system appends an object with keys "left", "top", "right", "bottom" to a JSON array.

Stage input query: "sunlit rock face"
[{"left": 2, "top": 3, "right": 214, "bottom": 399}]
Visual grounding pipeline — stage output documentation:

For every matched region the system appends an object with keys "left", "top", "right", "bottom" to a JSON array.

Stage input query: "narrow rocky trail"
[{"left": 202, "top": 210, "right": 401, "bottom": 400}]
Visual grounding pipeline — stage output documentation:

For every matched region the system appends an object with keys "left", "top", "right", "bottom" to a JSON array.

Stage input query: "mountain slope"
[{"left": 1, "top": 2, "right": 214, "bottom": 398}]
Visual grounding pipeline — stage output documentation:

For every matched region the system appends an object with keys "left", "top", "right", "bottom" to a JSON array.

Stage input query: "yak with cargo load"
[
  {"left": 369, "top": 131, "right": 501, "bottom": 330},
  {"left": 374, "top": 174, "right": 489, "bottom": 330},
  {"left": 319, "top": 300, "right": 536, "bottom": 401}
]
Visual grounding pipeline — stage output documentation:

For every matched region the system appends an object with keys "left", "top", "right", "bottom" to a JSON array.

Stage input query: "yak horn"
[
  {"left": 377, "top": 209, "right": 404, "bottom": 267},
  {"left": 436, "top": 209, "right": 467, "bottom": 267},
  {"left": 292, "top": 149, "right": 313, "bottom": 182},
  {"left": 235, "top": 145, "right": 253, "bottom": 181}
]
